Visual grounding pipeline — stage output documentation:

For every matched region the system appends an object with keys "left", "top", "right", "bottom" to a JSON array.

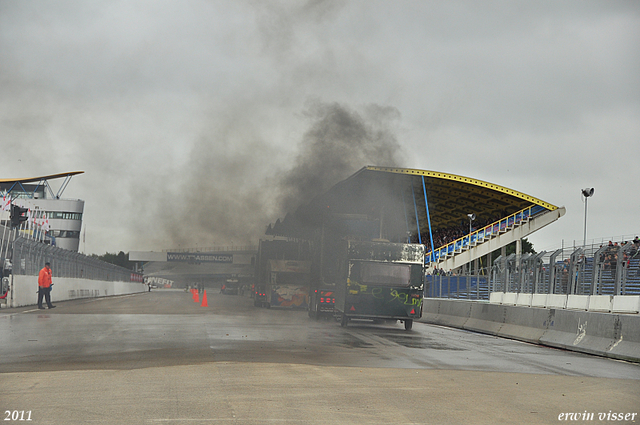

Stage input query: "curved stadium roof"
[
  {"left": 269, "top": 166, "right": 559, "bottom": 242},
  {"left": 0, "top": 171, "right": 84, "bottom": 185}
]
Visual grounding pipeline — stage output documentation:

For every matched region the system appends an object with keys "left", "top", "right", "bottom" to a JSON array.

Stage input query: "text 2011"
[{"left": 4, "top": 411, "right": 32, "bottom": 421}]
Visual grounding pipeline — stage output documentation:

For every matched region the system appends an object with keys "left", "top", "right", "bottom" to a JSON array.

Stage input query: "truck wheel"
[
  {"left": 265, "top": 303, "right": 271, "bottom": 309},
  {"left": 404, "top": 319, "right": 413, "bottom": 331},
  {"left": 340, "top": 315, "right": 348, "bottom": 327}
]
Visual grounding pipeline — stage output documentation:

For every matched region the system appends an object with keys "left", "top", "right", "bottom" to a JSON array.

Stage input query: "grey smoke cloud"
[
  {"left": 278, "top": 99, "right": 403, "bottom": 213},
  {"left": 149, "top": 99, "right": 403, "bottom": 250}
]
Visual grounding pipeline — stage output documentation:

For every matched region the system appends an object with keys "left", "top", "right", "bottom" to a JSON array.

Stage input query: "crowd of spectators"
[
  {"left": 600, "top": 237, "right": 640, "bottom": 271},
  {"left": 416, "top": 215, "right": 503, "bottom": 249},
  {"left": 430, "top": 267, "right": 453, "bottom": 276}
]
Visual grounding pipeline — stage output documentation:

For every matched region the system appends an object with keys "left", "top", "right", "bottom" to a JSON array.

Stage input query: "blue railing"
[
  {"left": 427, "top": 204, "right": 549, "bottom": 264},
  {"left": 425, "top": 275, "right": 490, "bottom": 300}
]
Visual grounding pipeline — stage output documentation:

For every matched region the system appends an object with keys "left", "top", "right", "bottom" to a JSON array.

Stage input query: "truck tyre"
[
  {"left": 340, "top": 314, "right": 348, "bottom": 327},
  {"left": 404, "top": 319, "right": 413, "bottom": 331},
  {"left": 265, "top": 303, "right": 271, "bottom": 309}
]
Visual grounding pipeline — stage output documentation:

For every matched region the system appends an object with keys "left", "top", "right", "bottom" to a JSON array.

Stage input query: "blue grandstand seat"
[
  {"left": 624, "top": 258, "right": 640, "bottom": 295},
  {"left": 455, "top": 240, "right": 462, "bottom": 252},
  {"left": 530, "top": 205, "right": 546, "bottom": 216}
]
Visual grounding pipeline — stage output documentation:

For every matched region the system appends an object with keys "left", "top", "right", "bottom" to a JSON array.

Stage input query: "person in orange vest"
[{"left": 37, "top": 262, "right": 55, "bottom": 310}]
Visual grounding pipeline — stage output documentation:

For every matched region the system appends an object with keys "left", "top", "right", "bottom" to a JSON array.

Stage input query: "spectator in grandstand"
[
  {"left": 631, "top": 238, "right": 640, "bottom": 258},
  {"left": 559, "top": 259, "right": 570, "bottom": 293},
  {"left": 603, "top": 242, "right": 616, "bottom": 268}
]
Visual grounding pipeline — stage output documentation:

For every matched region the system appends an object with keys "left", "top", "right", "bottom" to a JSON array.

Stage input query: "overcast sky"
[{"left": 1, "top": 0, "right": 638, "bottom": 255}]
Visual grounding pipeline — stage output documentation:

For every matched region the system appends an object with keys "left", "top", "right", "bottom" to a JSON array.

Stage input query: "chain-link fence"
[
  {"left": 12, "top": 236, "right": 134, "bottom": 281},
  {"left": 427, "top": 241, "right": 640, "bottom": 299}
]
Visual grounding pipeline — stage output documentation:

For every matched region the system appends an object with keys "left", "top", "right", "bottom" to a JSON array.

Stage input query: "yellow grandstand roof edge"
[
  {"left": 0, "top": 171, "right": 84, "bottom": 185},
  {"left": 364, "top": 166, "right": 558, "bottom": 211}
]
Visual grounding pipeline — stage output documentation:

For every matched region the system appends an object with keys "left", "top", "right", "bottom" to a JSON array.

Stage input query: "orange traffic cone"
[
  {"left": 191, "top": 289, "right": 196, "bottom": 300},
  {"left": 194, "top": 291, "right": 199, "bottom": 303},
  {"left": 201, "top": 290, "right": 208, "bottom": 307}
]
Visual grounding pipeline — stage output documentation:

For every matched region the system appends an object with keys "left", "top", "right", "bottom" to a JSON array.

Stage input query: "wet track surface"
[
  {"left": 1, "top": 290, "right": 639, "bottom": 424},
  {"left": 2, "top": 290, "right": 639, "bottom": 378}
]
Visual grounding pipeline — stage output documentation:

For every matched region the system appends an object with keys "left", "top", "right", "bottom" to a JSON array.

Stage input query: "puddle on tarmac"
[
  {"left": 337, "top": 335, "right": 374, "bottom": 349},
  {"left": 382, "top": 334, "right": 467, "bottom": 350}
]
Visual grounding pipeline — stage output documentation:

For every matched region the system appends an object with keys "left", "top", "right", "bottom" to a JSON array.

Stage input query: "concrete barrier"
[
  {"left": 420, "top": 298, "right": 640, "bottom": 363},
  {"left": 420, "top": 298, "right": 441, "bottom": 323},
  {"left": 487, "top": 292, "right": 640, "bottom": 313},
  {"left": 7, "top": 274, "right": 147, "bottom": 308},
  {"left": 421, "top": 298, "right": 472, "bottom": 328},
  {"left": 531, "top": 294, "right": 547, "bottom": 308},
  {"left": 608, "top": 314, "right": 640, "bottom": 362},
  {"left": 489, "top": 292, "right": 503, "bottom": 304},
  {"left": 496, "top": 305, "right": 551, "bottom": 344},
  {"left": 539, "top": 309, "right": 615, "bottom": 357},
  {"left": 515, "top": 293, "right": 532, "bottom": 307},
  {"left": 502, "top": 292, "right": 517, "bottom": 305},
  {"left": 566, "top": 295, "right": 590, "bottom": 311},
  {"left": 588, "top": 295, "right": 613, "bottom": 312},
  {"left": 463, "top": 302, "right": 505, "bottom": 336},
  {"left": 612, "top": 295, "right": 640, "bottom": 314},
  {"left": 546, "top": 294, "right": 567, "bottom": 309}
]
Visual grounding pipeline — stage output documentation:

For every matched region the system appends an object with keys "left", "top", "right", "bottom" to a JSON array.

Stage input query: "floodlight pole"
[
  {"left": 583, "top": 197, "right": 587, "bottom": 246},
  {"left": 467, "top": 213, "right": 475, "bottom": 235},
  {"left": 582, "top": 188, "right": 594, "bottom": 247}
]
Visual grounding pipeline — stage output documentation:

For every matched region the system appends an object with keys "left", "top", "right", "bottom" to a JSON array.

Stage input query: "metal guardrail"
[{"left": 427, "top": 242, "right": 640, "bottom": 299}]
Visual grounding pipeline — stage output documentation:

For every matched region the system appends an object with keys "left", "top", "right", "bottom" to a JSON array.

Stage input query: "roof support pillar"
[{"left": 422, "top": 176, "right": 435, "bottom": 262}]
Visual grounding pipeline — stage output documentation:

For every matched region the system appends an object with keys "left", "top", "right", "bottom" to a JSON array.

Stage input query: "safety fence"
[
  {"left": 426, "top": 241, "right": 640, "bottom": 299},
  {"left": 11, "top": 236, "right": 141, "bottom": 282}
]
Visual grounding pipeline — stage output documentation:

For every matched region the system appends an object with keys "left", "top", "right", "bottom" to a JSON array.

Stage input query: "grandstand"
[{"left": 268, "top": 165, "right": 565, "bottom": 274}]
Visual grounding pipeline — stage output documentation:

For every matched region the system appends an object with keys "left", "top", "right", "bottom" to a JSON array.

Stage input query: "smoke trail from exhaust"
[
  {"left": 278, "top": 99, "right": 404, "bottom": 213},
  {"left": 152, "top": 99, "right": 404, "bottom": 249}
]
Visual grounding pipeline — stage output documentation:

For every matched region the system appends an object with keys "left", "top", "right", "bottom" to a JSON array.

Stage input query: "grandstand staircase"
[{"left": 427, "top": 206, "right": 566, "bottom": 272}]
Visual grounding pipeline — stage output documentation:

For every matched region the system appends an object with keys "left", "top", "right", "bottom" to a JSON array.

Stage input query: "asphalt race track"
[{"left": 1, "top": 290, "right": 638, "bottom": 424}]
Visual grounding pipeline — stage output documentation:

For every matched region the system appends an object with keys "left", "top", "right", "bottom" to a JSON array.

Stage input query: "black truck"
[
  {"left": 308, "top": 214, "right": 381, "bottom": 320},
  {"left": 333, "top": 240, "right": 425, "bottom": 331}
]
